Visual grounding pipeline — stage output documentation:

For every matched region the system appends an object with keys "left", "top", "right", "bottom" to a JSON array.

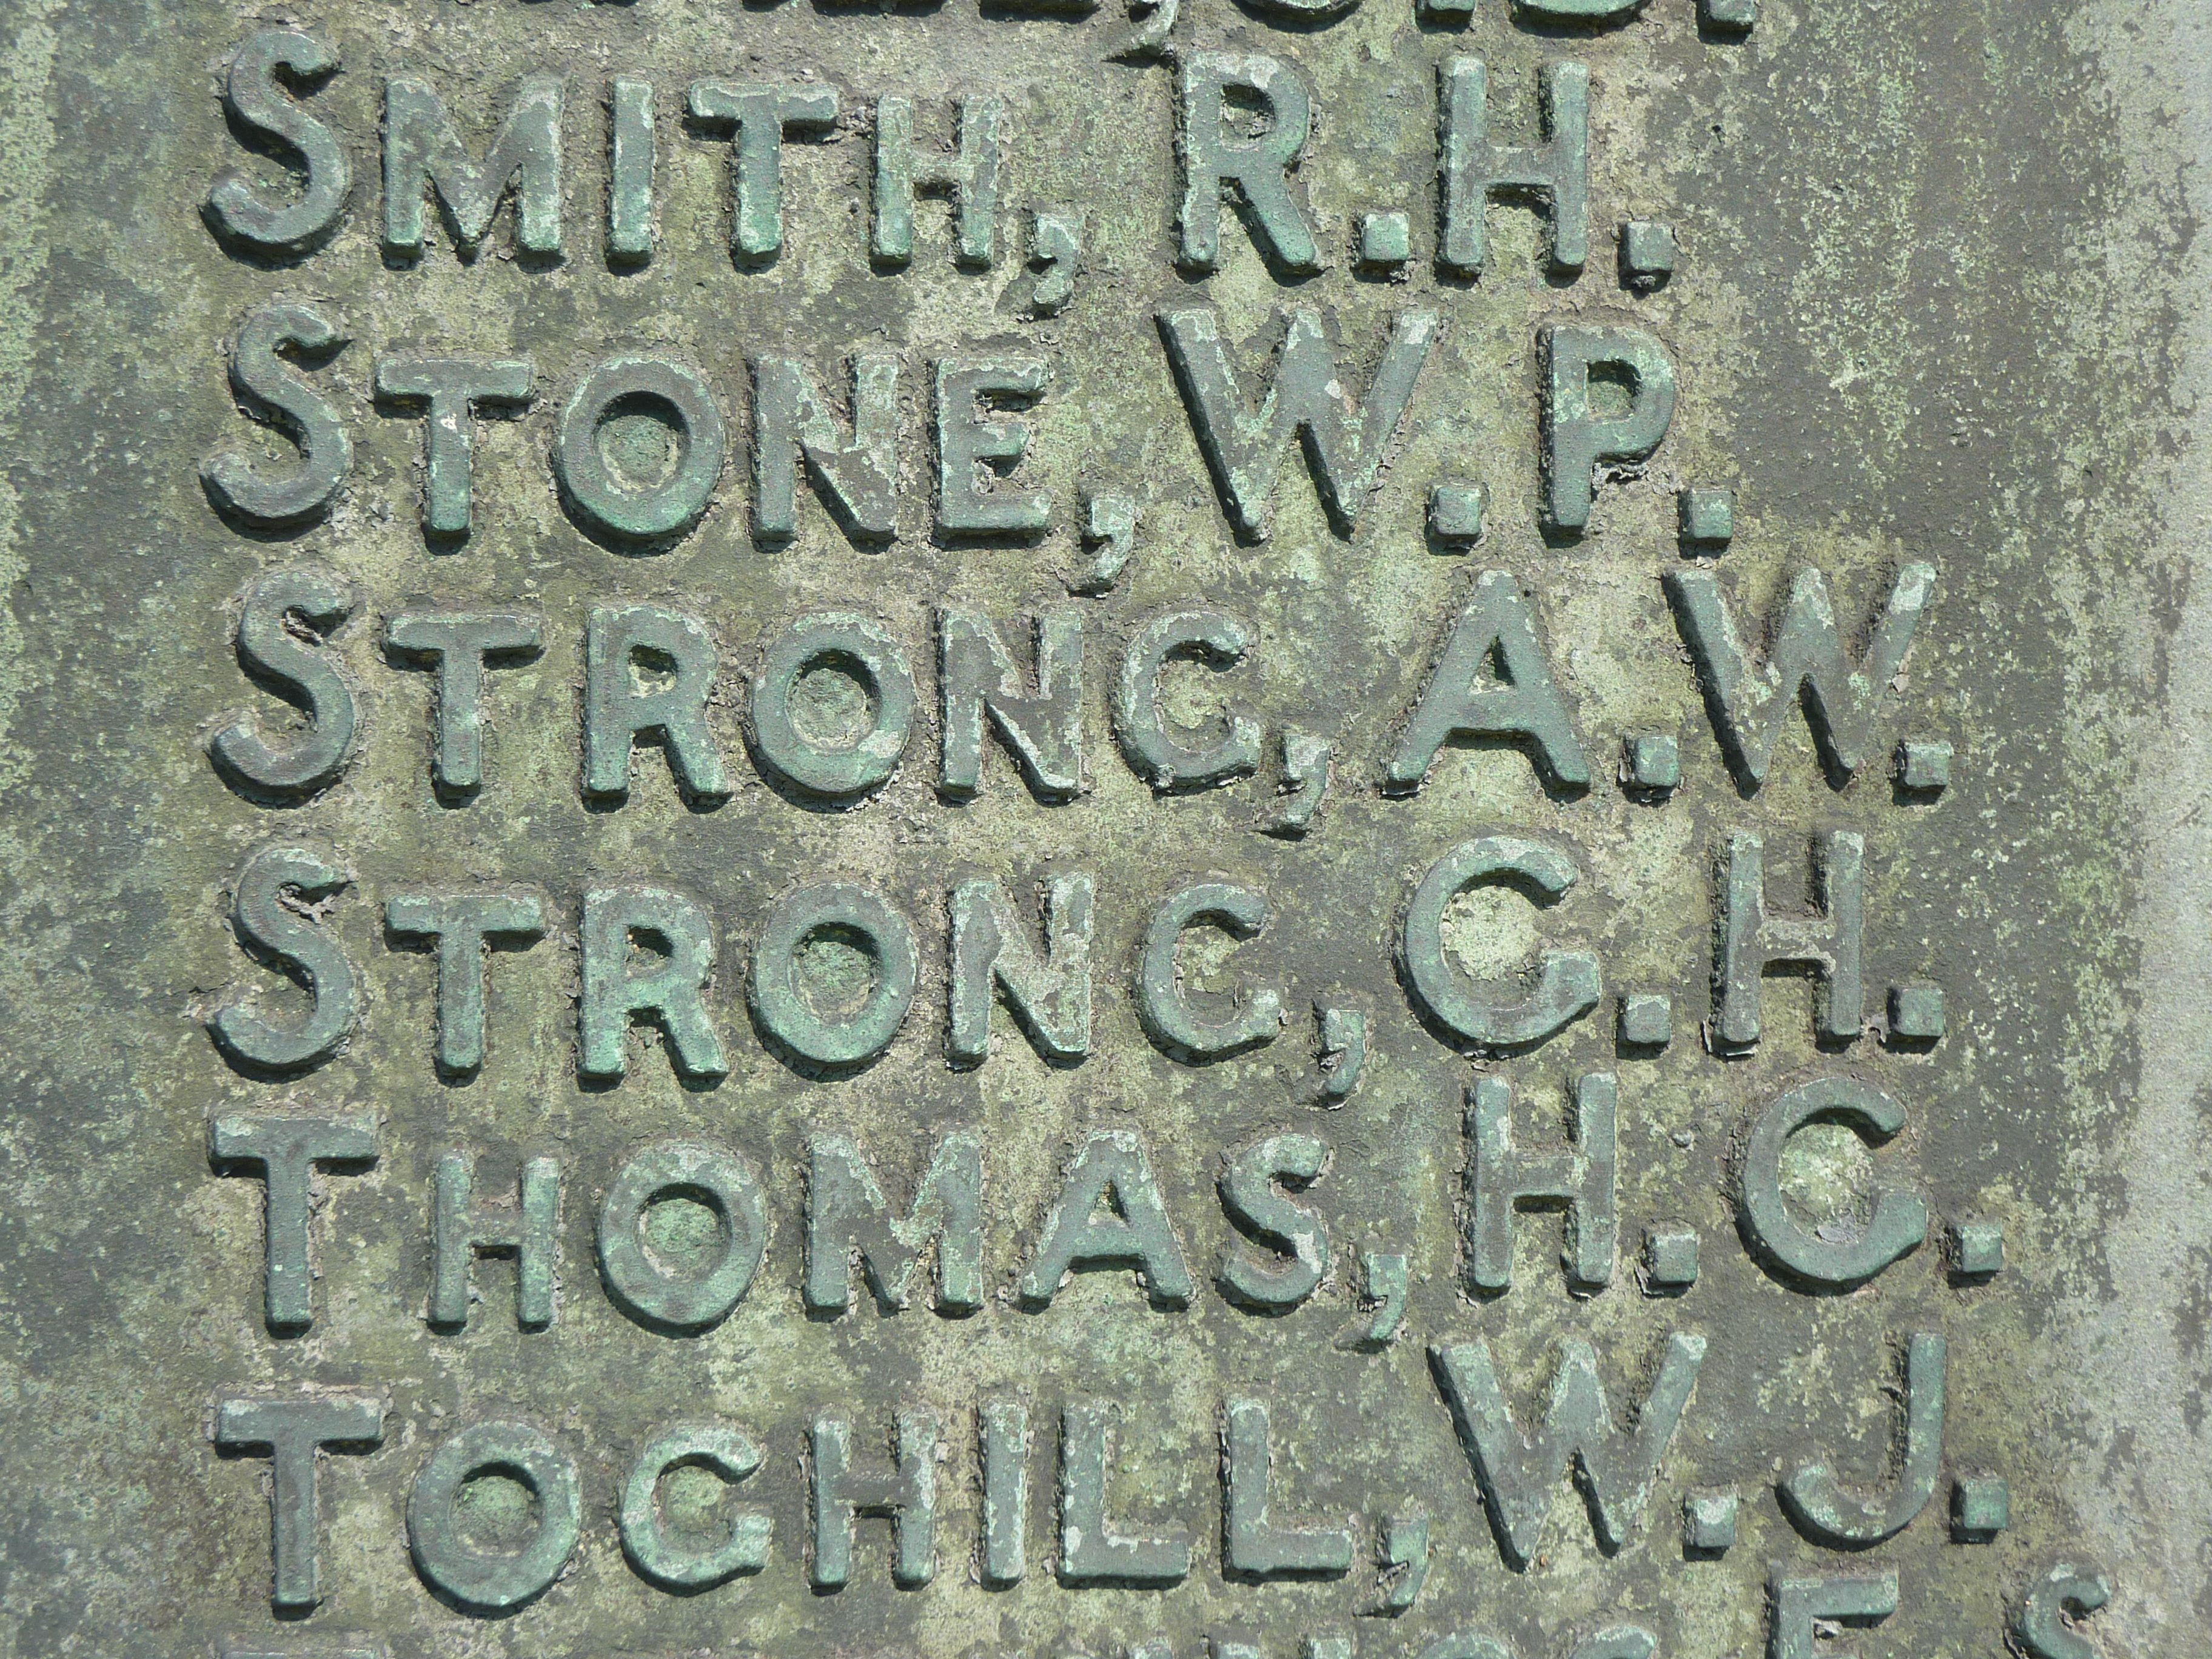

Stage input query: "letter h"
[
  {"left": 873, "top": 96, "right": 1003, "bottom": 268},
  {"left": 810, "top": 1410, "right": 939, "bottom": 1588},
  {"left": 1464, "top": 1073, "right": 1617, "bottom": 1292},
  {"left": 428, "top": 1152, "right": 560, "bottom": 1329},
  {"left": 1438, "top": 58, "right": 1589, "bottom": 276},
  {"left": 1712, "top": 830, "right": 1865, "bottom": 1051}
]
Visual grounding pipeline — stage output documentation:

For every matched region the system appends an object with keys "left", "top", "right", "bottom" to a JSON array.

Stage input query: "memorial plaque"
[{"left": 1, "top": 0, "right": 2206, "bottom": 1654}]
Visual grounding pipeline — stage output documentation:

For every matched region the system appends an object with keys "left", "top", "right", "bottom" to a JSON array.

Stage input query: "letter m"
[
  {"left": 1158, "top": 307, "right": 1438, "bottom": 541},
  {"left": 806, "top": 1130, "right": 985, "bottom": 1315},
  {"left": 1429, "top": 1333, "right": 1705, "bottom": 1568},
  {"left": 384, "top": 75, "right": 564, "bottom": 256},
  {"left": 1664, "top": 563, "right": 1935, "bottom": 789}
]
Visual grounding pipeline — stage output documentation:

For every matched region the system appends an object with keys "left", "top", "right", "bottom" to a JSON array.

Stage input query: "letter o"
[
  {"left": 406, "top": 1420, "right": 580, "bottom": 1614},
  {"left": 553, "top": 356, "right": 726, "bottom": 543},
  {"left": 749, "top": 613, "right": 916, "bottom": 799},
  {"left": 749, "top": 882, "right": 917, "bottom": 1066},
  {"left": 597, "top": 1140, "right": 769, "bottom": 1332}
]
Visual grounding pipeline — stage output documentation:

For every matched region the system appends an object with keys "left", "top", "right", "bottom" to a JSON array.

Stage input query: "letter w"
[
  {"left": 1664, "top": 563, "right": 1935, "bottom": 789},
  {"left": 1159, "top": 307, "right": 1438, "bottom": 540},
  {"left": 1429, "top": 1333, "right": 1705, "bottom": 1568},
  {"left": 806, "top": 1130, "right": 984, "bottom": 1315}
]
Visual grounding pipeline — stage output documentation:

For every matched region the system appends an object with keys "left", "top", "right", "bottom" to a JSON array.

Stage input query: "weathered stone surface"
[{"left": 0, "top": 1, "right": 2207, "bottom": 1656}]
